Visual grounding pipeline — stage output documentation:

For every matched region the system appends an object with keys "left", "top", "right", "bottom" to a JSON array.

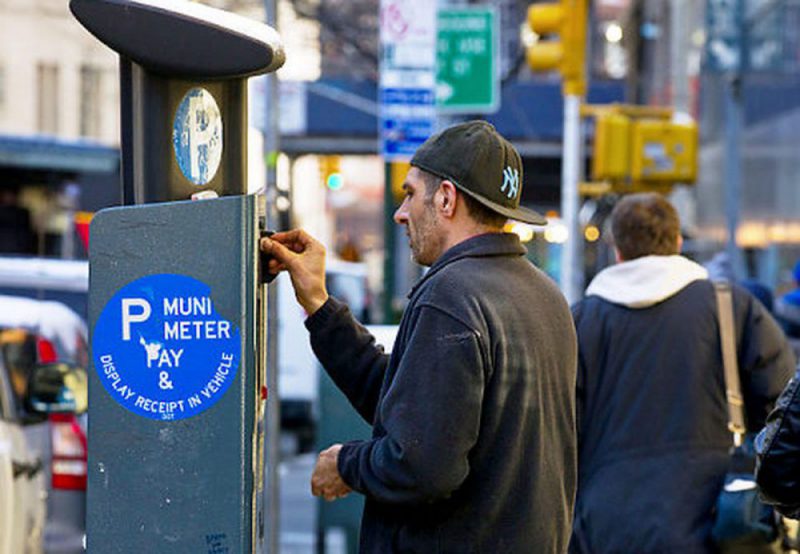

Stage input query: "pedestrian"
[
  {"left": 569, "top": 193, "right": 794, "bottom": 553},
  {"left": 756, "top": 366, "right": 800, "bottom": 519},
  {"left": 261, "top": 120, "right": 578, "bottom": 553}
]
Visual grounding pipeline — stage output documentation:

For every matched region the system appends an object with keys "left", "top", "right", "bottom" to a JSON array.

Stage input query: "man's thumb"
[{"left": 260, "top": 237, "right": 294, "bottom": 264}]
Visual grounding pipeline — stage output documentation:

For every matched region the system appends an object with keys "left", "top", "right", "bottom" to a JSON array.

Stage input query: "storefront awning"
[{"left": 0, "top": 134, "right": 119, "bottom": 174}]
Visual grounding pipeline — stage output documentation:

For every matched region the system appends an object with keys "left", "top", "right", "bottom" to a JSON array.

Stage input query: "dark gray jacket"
[
  {"left": 756, "top": 367, "right": 800, "bottom": 518},
  {"left": 306, "top": 233, "right": 578, "bottom": 553},
  {"left": 570, "top": 256, "right": 794, "bottom": 554}
]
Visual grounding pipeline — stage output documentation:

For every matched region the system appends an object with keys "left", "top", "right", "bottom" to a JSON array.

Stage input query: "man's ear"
[{"left": 437, "top": 180, "right": 458, "bottom": 218}]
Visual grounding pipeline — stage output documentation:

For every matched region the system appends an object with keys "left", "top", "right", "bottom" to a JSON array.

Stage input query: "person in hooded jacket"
[{"left": 570, "top": 193, "right": 794, "bottom": 554}]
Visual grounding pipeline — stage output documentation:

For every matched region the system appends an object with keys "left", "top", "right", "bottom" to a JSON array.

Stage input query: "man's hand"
[
  {"left": 311, "top": 444, "right": 351, "bottom": 502},
  {"left": 260, "top": 229, "right": 329, "bottom": 315}
]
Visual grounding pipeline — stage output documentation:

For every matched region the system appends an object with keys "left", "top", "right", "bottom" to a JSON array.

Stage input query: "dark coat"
[
  {"left": 571, "top": 278, "right": 794, "bottom": 554},
  {"left": 306, "top": 233, "right": 578, "bottom": 553},
  {"left": 756, "top": 367, "right": 800, "bottom": 518}
]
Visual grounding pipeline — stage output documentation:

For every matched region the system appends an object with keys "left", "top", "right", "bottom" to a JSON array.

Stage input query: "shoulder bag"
[{"left": 711, "top": 281, "right": 783, "bottom": 553}]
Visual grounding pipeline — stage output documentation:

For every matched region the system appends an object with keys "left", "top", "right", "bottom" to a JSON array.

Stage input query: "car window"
[{"left": 0, "top": 328, "right": 37, "bottom": 417}]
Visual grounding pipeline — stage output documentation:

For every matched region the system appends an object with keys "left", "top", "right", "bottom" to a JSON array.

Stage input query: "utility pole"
[
  {"left": 526, "top": 0, "right": 588, "bottom": 304},
  {"left": 263, "top": 0, "right": 280, "bottom": 552},
  {"left": 723, "top": 71, "right": 744, "bottom": 280}
]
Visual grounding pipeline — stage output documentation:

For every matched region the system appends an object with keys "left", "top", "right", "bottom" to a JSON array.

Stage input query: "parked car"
[
  {"left": 0, "top": 258, "right": 89, "bottom": 554},
  {"left": 0, "top": 346, "right": 46, "bottom": 554},
  {"left": 0, "top": 295, "right": 88, "bottom": 553}
]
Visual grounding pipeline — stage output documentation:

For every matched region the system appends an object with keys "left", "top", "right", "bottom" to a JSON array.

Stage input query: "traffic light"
[
  {"left": 592, "top": 112, "right": 631, "bottom": 181},
  {"left": 319, "top": 155, "right": 343, "bottom": 190},
  {"left": 589, "top": 107, "right": 699, "bottom": 188},
  {"left": 526, "top": 0, "right": 588, "bottom": 96}
]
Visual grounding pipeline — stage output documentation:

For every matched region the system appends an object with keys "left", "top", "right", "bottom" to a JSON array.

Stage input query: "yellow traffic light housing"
[
  {"left": 583, "top": 104, "right": 699, "bottom": 195},
  {"left": 592, "top": 112, "right": 631, "bottom": 181},
  {"left": 526, "top": 0, "right": 587, "bottom": 96}
]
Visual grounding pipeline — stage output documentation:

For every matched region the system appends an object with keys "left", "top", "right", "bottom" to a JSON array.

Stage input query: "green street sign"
[{"left": 437, "top": 7, "right": 499, "bottom": 114}]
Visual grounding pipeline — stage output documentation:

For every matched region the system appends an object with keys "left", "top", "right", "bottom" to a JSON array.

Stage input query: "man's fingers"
[
  {"left": 266, "top": 259, "right": 286, "bottom": 274},
  {"left": 271, "top": 229, "right": 324, "bottom": 256},
  {"left": 270, "top": 229, "right": 312, "bottom": 250},
  {"left": 260, "top": 237, "right": 296, "bottom": 265}
]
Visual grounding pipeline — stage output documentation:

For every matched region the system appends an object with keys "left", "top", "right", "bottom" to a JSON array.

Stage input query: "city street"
[
  {"left": 279, "top": 452, "right": 316, "bottom": 554},
  {"left": 279, "top": 450, "right": 347, "bottom": 554}
]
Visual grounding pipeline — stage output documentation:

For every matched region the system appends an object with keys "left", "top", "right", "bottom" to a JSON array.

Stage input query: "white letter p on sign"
[{"left": 122, "top": 298, "right": 151, "bottom": 341}]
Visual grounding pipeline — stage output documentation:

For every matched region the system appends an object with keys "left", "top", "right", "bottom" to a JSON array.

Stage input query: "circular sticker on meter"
[
  {"left": 172, "top": 87, "right": 223, "bottom": 186},
  {"left": 93, "top": 274, "right": 240, "bottom": 421}
]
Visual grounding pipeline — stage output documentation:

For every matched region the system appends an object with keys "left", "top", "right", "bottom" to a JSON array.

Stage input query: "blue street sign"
[{"left": 380, "top": 87, "right": 435, "bottom": 159}]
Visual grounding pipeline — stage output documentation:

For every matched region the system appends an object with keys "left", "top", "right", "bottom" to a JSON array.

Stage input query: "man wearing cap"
[{"left": 262, "top": 121, "right": 577, "bottom": 553}]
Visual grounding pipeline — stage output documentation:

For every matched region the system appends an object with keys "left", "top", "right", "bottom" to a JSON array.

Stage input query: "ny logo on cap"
[{"left": 501, "top": 167, "right": 519, "bottom": 199}]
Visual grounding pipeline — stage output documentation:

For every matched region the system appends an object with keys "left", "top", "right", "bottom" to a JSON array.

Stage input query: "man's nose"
[{"left": 393, "top": 202, "right": 408, "bottom": 225}]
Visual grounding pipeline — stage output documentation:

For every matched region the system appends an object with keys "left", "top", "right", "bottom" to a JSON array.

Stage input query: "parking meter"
[{"left": 71, "top": 1, "right": 284, "bottom": 552}]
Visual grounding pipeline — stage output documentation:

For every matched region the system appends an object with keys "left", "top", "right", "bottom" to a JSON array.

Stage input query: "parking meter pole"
[{"left": 72, "top": 1, "right": 285, "bottom": 552}]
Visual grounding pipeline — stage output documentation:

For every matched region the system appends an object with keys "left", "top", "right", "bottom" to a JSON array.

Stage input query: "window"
[
  {"left": 37, "top": 63, "right": 59, "bottom": 134},
  {"left": 79, "top": 65, "right": 102, "bottom": 138}
]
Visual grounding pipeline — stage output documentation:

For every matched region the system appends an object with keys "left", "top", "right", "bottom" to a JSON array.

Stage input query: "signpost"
[{"left": 436, "top": 7, "right": 499, "bottom": 114}]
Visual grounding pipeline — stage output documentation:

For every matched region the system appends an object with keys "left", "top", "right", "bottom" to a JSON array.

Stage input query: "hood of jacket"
[{"left": 585, "top": 255, "right": 709, "bottom": 308}]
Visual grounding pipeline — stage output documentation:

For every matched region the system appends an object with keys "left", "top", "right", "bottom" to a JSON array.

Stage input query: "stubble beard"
[{"left": 409, "top": 202, "right": 440, "bottom": 267}]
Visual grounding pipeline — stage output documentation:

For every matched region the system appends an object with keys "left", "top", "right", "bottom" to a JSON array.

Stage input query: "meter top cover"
[{"left": 70, "top": 0, "right": 285, "bottom": 78}]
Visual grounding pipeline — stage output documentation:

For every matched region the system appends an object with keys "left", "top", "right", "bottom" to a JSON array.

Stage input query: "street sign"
[
  {"left": 381, "top": 87, "right": 436, "bottom": 158},
  {"left": 379, "top": 0, "right": 437, "bottom": 160},
  {"left": 745, "top": 0, "right": 786, "bottom": 72},
  {"left": 437, "top": 7, "right": 499, "bottom": 113},
  {"left": 705, "top": 0, "right": 743, "bottom": 73},
  {"left": 706, "top": 0, "right": 790, "bottom": 74}
]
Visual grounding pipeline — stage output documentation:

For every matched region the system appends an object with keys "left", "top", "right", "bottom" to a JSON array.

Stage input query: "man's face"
[{"left": 393, "top": 167, "right": 444, "bottom": 266}]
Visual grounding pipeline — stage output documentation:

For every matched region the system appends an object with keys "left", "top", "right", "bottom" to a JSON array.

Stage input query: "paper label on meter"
[{"left": 93, "top": 274, "right": 240, "bottom": 421}]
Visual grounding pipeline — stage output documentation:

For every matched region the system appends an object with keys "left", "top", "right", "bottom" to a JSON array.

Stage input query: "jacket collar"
[{"left": 408, "top": 232, "right": 526, "bottom": 298}]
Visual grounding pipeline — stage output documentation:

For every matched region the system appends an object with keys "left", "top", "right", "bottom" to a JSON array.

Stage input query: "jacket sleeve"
[
  {"left": 305, "top": 296, "right": 389, "bottom": 424},
  {"left": 336, "top": 304, "right": 486, "bottom": 505},
  {"left": 755, "top": 370, "right": 800, "bottom": 519},
  {"left": 736, "top": 288, "right": 796, "bottom": 430}
]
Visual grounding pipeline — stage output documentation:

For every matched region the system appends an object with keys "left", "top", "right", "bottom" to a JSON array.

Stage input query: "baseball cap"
[{"left": 410, "top": 120, "right": 546, "bottom": 225}]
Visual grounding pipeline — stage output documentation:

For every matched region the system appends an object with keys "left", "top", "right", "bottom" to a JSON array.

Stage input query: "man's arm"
[
  {"left": 305, "top": 297, "right": 389, "bottom": 423},
  {"left": 261, "top": 230, "right": 388, "bottom": 422},
  {"left": 335, "top": 304, "right": 486, "bottom": 505}
]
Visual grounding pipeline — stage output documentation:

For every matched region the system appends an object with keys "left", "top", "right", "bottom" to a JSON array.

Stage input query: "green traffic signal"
[{"left": 326, "top": 172, "right": 344, "bottom": 190}]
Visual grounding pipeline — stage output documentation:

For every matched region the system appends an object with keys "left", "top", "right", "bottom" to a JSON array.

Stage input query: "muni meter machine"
[{"left": 71, "top": 0, "right": 284, "bottom": 552}]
